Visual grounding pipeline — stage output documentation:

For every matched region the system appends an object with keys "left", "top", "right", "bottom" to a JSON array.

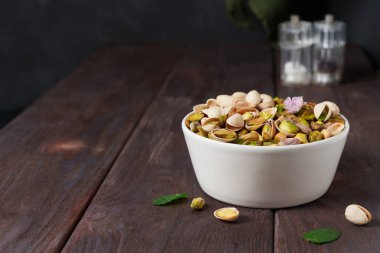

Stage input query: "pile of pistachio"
[{"left": 185, "top": 91, "right": 345, "bottom": 146}]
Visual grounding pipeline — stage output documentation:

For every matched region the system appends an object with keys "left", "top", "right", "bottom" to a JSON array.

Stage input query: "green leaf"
[
  {"left": 225, "top": 0, "right": 252, "bottom": 30},
  {"left": 304, "top": 228, "right": 341, "bottom": 244},
  {"left": 152, "top": 193, "right": 188, "bottom": 206}
]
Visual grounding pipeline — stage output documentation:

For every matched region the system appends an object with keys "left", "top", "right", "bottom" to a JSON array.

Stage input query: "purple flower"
[{"left": 284, "top": 96, "right": 304, "bottom": 113}]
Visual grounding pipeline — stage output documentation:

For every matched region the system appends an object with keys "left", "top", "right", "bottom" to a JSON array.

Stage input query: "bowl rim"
[{"left": 181, "top": 112, "right": 350, "bottom": 151}]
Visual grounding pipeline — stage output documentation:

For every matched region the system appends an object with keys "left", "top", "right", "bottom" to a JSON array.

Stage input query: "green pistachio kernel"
[
  {"left": 260, "top": 111, "right": 273, "bottom": 120},
  {"left": 242, "top": 112, "right": 253, "bottom": 121},
  {"left": 279, "top": 120, "right": 298, "bottom": 134},
  {"left": 309, "top": 131, "right": 324, "bottom": 142},
  {"left": 298, "top": 118, "right": 310, "bottom": 127},
  {"left": 295, "top": 133, "right": 308, "bottom": 144},
  {"left": 188, "top": 113, "right": 204, "bottom": 122}
]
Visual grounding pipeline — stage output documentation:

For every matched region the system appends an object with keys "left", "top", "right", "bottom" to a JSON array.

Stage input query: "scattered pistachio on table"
[
  {"left": 214, "top": 207, "right": 239, "bottom": 221},
  {"left": 186, "top": 91, "right": 345, "bottom": 146},
  {"left": 190, "top": 197, "right": 205, "bottom": 210},
  {"left": 345, "top": 204, "right": 372, "bottom": 225}
]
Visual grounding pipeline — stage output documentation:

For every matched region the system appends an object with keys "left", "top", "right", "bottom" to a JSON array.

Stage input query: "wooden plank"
[
  {"left": 63, "top": 43, "right": 275, "bottom": 253},
  {"left": 274, "top": 47, "right": 379, "bottom": 252},
  {"left": 0, "top": 42, "right": 184, "bottom": 252}
]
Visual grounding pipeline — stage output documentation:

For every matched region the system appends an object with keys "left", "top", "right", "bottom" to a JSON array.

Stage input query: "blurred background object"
[{"left": 0, "top": 0, "right": 379, "bottom": 127}]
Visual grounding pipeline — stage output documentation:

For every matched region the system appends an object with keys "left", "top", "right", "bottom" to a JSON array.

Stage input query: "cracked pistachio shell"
[
  {"left": 295, "top": 133, "right": 308, "bottom": 143},
  {"left": 189, "top": 121, "right": 200, "bottom": 132},
  {"left": 202, "top": 106, "right": 224, "bottom": 119},
  {"left": 345, "top": 204, "right": 372, "bottom": 225},
  {"left": 278, "top": 120, "right": 298, "bottom": 134},
  {"left": 279, "top": 137, "right": 301, "bottom": 146},
  {"left": 201, "top": 117, "right": 220, "bottom": 126},
  {"left": 216, "top": 95, "right": 236, "bottom": 108},
  {"left": 231, "top": 91, "right": 247, "bottom": 100},
  {"left": 193, "top": 104, "right": 208, "bottom": 112},
  {"left": 257, "top": 94, "right": 275, "bottom": 110},
  {"left": 237, "top": 128, "right": 249, "bottom": 138},
  {"left": 208, "top": 129, "right": 237, "bottom": 143},
  {"left": 321, "top": 129, "right": 332, "bottom": 139},
  {"left": 309, "top": 130, "right": 324, "bottom": 142},
  {"left": 197, "top": 126, "right": 208, "bottom": 137},
  {"left": 260, "top": 107, "right": 277, "bottom": 120},
  {"left": 234, "top": 100, "right": 256, "bottom": 114},
  {"left": 245, "top": 117, "right": 266, "bottom": 131},
  {"left": 326, "top": 123, "right": 344, "bottom": 136},
  {"left": 238, "top": 130, "right": 260, "bottom": 141},
  {"left": 314, "top": 101, "right": 339, "bottom": 122},
  {"left": 226, "top": 114, "right": 245, "bottom": 131},
  {"left": 206, "top": 98, "right": 220, "bottom": 107},
  {"left": 245, "top": 90, "right": 261, "bottom": 106},
  {"left": 262, "top": 120, "right": 276, "bottom": 141},
  {"left": 190, "top": 197, "right": 205, "bottom": 210},
  {"left": 214, "top": 207, "right": 239, "bottom": 221},
  {"left": 201, "top": 123, "right": 218, "bottom": 133}
]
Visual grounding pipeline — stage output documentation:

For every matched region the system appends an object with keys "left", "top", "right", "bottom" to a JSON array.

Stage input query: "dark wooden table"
[{"left": 0, "top": 42, "right": 379, "bottom": 253}]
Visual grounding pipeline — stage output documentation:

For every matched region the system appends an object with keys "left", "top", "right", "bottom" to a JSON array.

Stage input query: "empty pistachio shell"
[
  {"left": 206, "top": 98, "right": 220, "bottom": 107},
  {"left": 345, "top": 204, "right": 372, "bottom": 225},
  {"left": 245, "top": 90, "right": 261, "bottom": 106},
  {"left": 314, "top": 101, "right": 340, "bottom": 122},
  {"left": 209, "top": 129, "right": 237, "bottom": 143},
  {"left": 214, "top": 207, "right": 239, "bottom": 221},
  {"left": 190, "top": 197, "right": 205, "bottom": 210},
  {"left": 257, "top": 94, "right": 275, "bottom": 110},
  {"left": 321, "top": 129, "right": 332, "bottom": 139},
  {"left": 226, "top": 114, "right": 245, "bottom": 131},
  {"left": 193, "top": 104, "right": 208, "bottom": 112},
  {"left": 202, "top": 106, "right": 224, "bottom": 118},
  {"left": 279, "top": 137, "right": 301, "bottom": 146},
  {"left": 326, "top": 123, "right": 345, "bottom": 136},
  {"left": 216, "top": 95, "right": 236, "bottom": 108},
  {"left": 231, "top": 91, "right": 247, "bottom": 100}
]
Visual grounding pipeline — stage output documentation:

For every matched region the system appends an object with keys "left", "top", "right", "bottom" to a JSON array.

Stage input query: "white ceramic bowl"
[{"left": 182, "top": 114, "right": 349, "bottom": 208}]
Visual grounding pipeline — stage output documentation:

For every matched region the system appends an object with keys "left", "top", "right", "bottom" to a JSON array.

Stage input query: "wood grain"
[
  {"left": 274, "top": 47, "right": 380, "bottom": 252},
  {"left": 0, "top": 43, "right": 184, "bottom": 252},
  {"left": 62, "top": 43, "right": 275, "bottom": 253}
]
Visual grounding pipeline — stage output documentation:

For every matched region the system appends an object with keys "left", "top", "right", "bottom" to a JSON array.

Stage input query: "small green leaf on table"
[
  {"left": 304, "top": 228, "right": 341, "bottom": 244},
  {"left": 153, "top": 193, "right": 188, "bottom": 206}
]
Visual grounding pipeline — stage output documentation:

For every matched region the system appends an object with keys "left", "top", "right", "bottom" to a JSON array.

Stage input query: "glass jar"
[
  {"left": 279, "top": 15, "right": 313, "bottom": 86},
  {"left": 313, "top": 14, "right": 346, "bottom": 85}
]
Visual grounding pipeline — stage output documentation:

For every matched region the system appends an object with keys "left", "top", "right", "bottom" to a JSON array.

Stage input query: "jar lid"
[
  {"left": 279, "top": 15, "right": 313, "bottom": 48},
  {"left": 314, "top": 14, "right": 346, "bottom": 47}
]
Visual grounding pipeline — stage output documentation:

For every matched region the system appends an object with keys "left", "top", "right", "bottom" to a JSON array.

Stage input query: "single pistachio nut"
[
  {"left": 279, "top": 120, "right": 298, "bottom": 134},
  {"left": 310, "top": 121, "right": 323, "bottom": 131},
  {"left": 321, "top": 129, "right": 332, "bottom": 139},
  {"left": 309, "top": 130, "right": 324, "bottom": 142},
  {"left": 345, "top": 204, "right": 372, "bottom": 225},
  {"left": 274, "top": 132, "right": 287, "bottom": 142},
  {"left": 214, "top": 207, "right": 239, "bottom": 221},
  {"left": 188, "top": 112, "right": 204, "bottom": 122},
  {"left": 295, "top": 133, "right": 308, "bottom": 143},
  {"left": 189, "top": 121, "right": 200, "bottom": 133},
  {"left": 190, "top": 197, "right": 205, "bottom": 210}
]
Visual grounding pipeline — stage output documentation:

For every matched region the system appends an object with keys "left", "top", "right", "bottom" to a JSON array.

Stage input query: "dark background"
[{"left": 0, "top": 0, "right": 379, "bottom": 126}]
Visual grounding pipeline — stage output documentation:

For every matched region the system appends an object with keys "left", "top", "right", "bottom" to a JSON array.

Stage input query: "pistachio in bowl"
[
  {"left": 181, "top": 90, "right": 349, "bottom": 208},
  {"left": 185, "top": 91, "right": 345, "bottom": 146}
]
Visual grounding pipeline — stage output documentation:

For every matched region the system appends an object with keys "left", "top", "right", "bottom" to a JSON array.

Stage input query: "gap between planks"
[{"left": 57, "top": 43, "right": 188, "bottom": 252}]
